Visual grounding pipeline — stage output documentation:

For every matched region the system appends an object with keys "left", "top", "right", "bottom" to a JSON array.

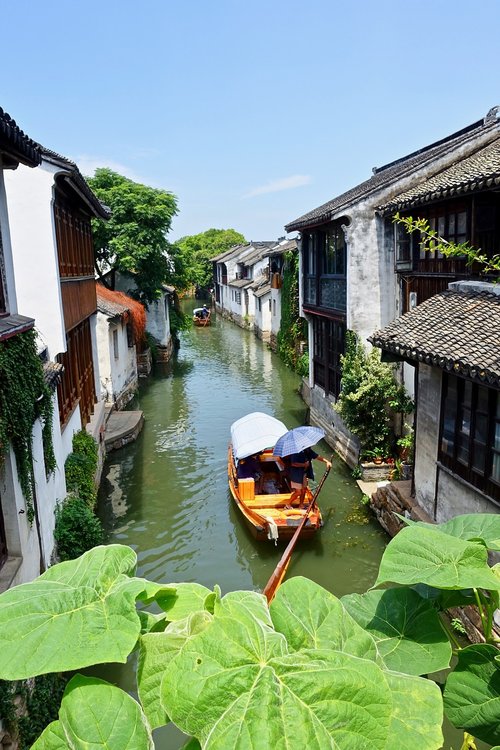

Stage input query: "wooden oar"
[{"left": 262, "top": 456, "right": 333, "bottom": 604}]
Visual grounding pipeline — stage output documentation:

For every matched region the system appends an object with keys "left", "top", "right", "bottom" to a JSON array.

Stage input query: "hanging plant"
[
  {"left": 277, "top": 250, "right": 308, "bottom": 374},
  {"left": 0, "top": 329, "right": 56, "bottom": 524}
]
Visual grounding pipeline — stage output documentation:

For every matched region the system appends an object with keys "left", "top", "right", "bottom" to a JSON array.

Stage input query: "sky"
[{"left": 1, "top": 0, "right": 499, "bottom": 243}]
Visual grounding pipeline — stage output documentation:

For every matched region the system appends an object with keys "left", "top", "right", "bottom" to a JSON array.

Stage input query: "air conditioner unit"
[{"left": 409, "top": 292, "right": 417, "bottom": 310}]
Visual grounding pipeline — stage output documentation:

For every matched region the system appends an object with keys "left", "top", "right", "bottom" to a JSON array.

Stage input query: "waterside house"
[
  {"left": 370, "top": 280, "right": 500, "bottom": 524},
  {"left": 0, "top": 109, "right": 108, "bottom": 588},
  {"left": 96, "top": 285, "right": 142, "bottom": 410},
  {"left": 285, "top": 106, "right": 500, "bottom": 467},
  {"left": 213, "top": 241, "right": 275, "bottom": 330}
]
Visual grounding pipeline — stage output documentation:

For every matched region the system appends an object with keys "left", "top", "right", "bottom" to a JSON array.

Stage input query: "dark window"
[
  {"left": 303, "top": 225, "right": 346, "bottom": 312},
  {"left": 312, "top": 317, "right": 345, "bottom": 398},
  {"left": 439, "top": 373, "right": 500, "bottom": 502}
]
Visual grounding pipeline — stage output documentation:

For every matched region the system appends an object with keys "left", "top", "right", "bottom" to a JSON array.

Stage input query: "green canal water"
[{"left": 96, "top": 304, "right": 471, "bottom": 749}]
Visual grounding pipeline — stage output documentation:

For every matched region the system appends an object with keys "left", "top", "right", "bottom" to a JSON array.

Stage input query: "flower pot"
[{"left": 373, "top": 456, "right": 383, "bottom": 465}]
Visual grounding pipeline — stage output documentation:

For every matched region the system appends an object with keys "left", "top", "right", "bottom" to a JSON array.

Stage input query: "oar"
[{"left": 263, "top": 455, "right": 333, "bottom": 604}]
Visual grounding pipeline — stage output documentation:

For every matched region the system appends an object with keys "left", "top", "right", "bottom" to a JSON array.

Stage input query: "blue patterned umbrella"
[{"left": 273, "top": 426, "right": 325, "bottom": 457}]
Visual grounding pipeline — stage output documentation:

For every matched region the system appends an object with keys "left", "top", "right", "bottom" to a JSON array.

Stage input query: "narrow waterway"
[
  {"left": 96, "top": 302, "right": 389, "bottom": 747},
  {"left": 98, "top": 304, "right": 387, "bottom": 598}
]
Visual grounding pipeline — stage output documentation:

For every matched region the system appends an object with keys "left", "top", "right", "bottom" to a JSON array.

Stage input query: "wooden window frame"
[
  {"left": 439, "top": 372, "right": 500, "bottom": 502},
  {"left": 312, "top": 315, "right": 345, "bottom": 398}
]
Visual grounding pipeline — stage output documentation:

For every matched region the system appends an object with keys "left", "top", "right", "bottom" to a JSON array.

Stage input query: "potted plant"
[{"left": 397, "top": 426, "right": 414, "bottom": 462}]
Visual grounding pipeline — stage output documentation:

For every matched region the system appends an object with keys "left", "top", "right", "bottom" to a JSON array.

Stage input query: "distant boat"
[
  {"left": 228, "top": 412, "right": 323, "bottom": 542},
  {"left": 193, "top": 307, "right": 211, "bottom": 326}
]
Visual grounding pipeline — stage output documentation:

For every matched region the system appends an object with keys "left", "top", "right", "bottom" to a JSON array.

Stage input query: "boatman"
[
  {"left": 201, "top": 304, "right": 209, "bottom": 319},
  {"left": 288, "top": 448, "right": 332, "bottom": 498}
]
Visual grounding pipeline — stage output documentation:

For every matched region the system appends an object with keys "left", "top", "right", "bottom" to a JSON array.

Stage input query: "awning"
[{"left": 230, "top": 412, "right": 288, "bottom": 460}]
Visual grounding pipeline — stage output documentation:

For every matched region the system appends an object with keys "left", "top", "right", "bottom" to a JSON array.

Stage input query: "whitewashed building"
[
  {"left": 1, "top": 117, "right": 108, "bottom": 589},
  {"left": 113, "top": 271, "right": 174, "bottom": 364},
  {"left": 96, "top": 285, "right": 139, "bottom": 409},
  {"left": 213, "top": 241, "right": 274, "bottom": 329},
  {"left": 286, "top": 107, "right": 500, "bottom": 467}
]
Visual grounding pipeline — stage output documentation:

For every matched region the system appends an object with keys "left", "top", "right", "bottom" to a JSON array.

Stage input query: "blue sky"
[{"left": 2, "top": 0, "right": 499, "bottom": 242}]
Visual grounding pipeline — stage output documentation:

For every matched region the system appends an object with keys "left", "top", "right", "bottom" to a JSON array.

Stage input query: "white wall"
[
  {"left": 0, "top": 160, "right": 18, "bottom": 315},
  {"left": 96, "top": 311, "right": 138, "bottom": 405},
  {"left": 4, "top": 161, "right": 66, "bottom": 358},
  {"left": 146, "top": 293, "right": 171, "bottom": 347}
]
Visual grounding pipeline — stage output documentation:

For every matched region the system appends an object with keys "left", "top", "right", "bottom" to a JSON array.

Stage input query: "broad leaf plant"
[{"left": 1, "top": 515, "right": 500, "bottom": 749}]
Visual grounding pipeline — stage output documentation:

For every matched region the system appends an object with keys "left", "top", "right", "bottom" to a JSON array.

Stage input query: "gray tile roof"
[
  {"left": 96, "top": 287, "right": 130, "bottom": 318},
  {"left": 286, "top": 109, "right": 500, "bottom": 232},
  {"left": 378, "top": 138, "right": 500, "bottom": 214},
  {"left": 369, "top": 286, "right": 500, "bottom": 386},
  {"left": 265, "top": 238, "right": 298, "bottom": 257},
  {"left": 0, "top": 314, "right": 35, "bottom": 342},
  {"left": 229, "top": 277, "right": 253, "bottom": 289},
  {"left": 211, "top": 241, "right": 275, "bottom": 264},
  {"left": 253, "top": 281, "right": 272, "bottom": 298},
  {"left": 43, "top": 361, "right": 64, "bottom": 390},
  {"left": 0, "top": 108, "right": 41, "bottom": 168},
  {"left": 41, "top": 147, "right": 110, "bottom": 219}
]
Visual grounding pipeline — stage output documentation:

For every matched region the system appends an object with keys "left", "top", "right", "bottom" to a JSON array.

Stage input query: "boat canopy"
[
  {"left": 230, "top": 412, "right": 288, "bottom": 460},
  {"left": 193, "top": 308, "right": 207, "bottom": 315}
]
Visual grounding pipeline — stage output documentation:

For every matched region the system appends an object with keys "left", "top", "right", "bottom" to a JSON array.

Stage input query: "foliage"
[
  {"left": 64, "top": 454, "right": 96, "bottom": 508},
  {"left": 86, "top": 168, "right": 179, "bottom": 304},
  {"left": 393, "top": 212, "right": 500, "bottom": 277},
  {"left": 17, "top": 674, "right": 68, "bottom": 750},
  {"left": 1, "top": 517, "right": 500, "bottom": 747},
  {"left": 276, "top": 249, "right": 308, "bottom": 374},
  {"left": 72, "top": 429, "right": 98, "bottom": 468},
  {"left": 335, "top": 330, "right": 413, "bottom": 459},
  {"left": 53, "top": 496, "right": 104, "bottom": 561},
  {"left": 0, "top": 328, "right": 56, "bottom": 524},
  {"left": 176, "top": 228, "right": 246, "bottom": 292}
]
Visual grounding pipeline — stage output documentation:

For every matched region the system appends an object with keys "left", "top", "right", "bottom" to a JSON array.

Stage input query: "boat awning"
[{"left": 230, "top": 412, "right": 288, "bottom": 460}]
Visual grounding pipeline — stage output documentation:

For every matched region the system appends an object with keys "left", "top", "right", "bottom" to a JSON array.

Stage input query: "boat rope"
[{"left": 266, "top": 517, "right": 279, "bottom": 545}]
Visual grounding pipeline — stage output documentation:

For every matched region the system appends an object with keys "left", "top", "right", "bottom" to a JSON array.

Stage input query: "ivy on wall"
[
  {"left": 276, "top": 250, "right": 308, "bottom": 376},
  {"left": 0, "top": 329, "right": 56, "bottom": 524}
]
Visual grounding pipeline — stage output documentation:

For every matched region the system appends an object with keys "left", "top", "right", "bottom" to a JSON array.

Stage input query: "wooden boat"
[
  {"left": 193, "top": 307, "right": 211, "bottom": 326},
  {"left": 228, "top": 412, "right": 322, "bottom": 542}
]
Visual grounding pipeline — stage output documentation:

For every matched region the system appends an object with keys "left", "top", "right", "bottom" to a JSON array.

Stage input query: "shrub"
[
  {"left": 72, "top": 429, "right": 98, "bottom": 469},
  {"left": 335, "top": 331, "right": 413, "bottom": 459},
  {"left": 54, "top": 496, "right": 104, "bottom": 561},
  {"left": 64, "top": 453, "right": 97, "bottom": 507}
]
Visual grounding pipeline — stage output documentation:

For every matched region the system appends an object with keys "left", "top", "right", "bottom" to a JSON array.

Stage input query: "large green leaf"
[
  {"left": 215, "top": 589, "right": 273, "bottom": 627},
  {"left": 32, "top": 675, "right": 153, "bottom": 750},
  {"left": 404, "top": 513, "right": 500, "bottom": 551},
  {"left": 0, "top": 544, "right": 146, "bottom": 679},
  {"left": 156, "top": 582, "right": 215, "bottom": 620},
  {"left": 30, "top": 721, "right": 67, "bottom": 750},
  {"left": 138, "top": 611, "right": 213, "bottom": 730},
  {"left": 270, "top": 576, "right": 379, "bottom": 661},
  {"left": 444, "top": 644, "right": 500, "bottom": 746},
  {"left": 161, "top": 604, "right": 443, "bottom": 749},
  {"left": 342, "top": 588, "right": 452, "bottom": 675},
  {"left": 375, "top": 526, "right": 500, "bottom": 590}
]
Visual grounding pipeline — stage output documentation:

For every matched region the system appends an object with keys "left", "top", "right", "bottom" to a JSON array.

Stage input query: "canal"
[{"left": 97, "top": 303, "right": 389, "bottom": 746}]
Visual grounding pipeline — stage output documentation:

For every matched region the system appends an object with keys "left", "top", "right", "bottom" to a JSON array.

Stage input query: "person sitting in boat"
[
  {"left": 288, "top": 448, "right": 332, "bottom": 496},
  {"left": 237, "top": 454, "right": 263, "bottom": 493},
  {"left": 200, "top": 305, "right": 210, "bottom": 319}
]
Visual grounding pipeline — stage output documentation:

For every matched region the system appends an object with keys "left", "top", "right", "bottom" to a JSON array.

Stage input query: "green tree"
[
  {"left": 86, "top": 168, "right": 179, "bottom": 304},
  {"left": 2, "top": 517, "right": 500, "bottom": 748},
  {"left": 176, "top": 228, "right": 246, "bottom": 291}
]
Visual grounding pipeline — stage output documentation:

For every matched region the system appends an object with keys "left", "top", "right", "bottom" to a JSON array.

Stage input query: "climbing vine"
[
  {"left": 276, "top": 250, "right": 308, "bottom": 375},
  {"left": 0, "top": 329, "right": 55, "bottom": 524}
]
